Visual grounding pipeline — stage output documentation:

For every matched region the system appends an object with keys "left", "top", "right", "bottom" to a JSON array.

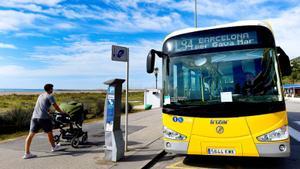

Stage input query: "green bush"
[
  {"left": 0, "top": 107, "right": 33, "bottom": 134},
  {"left": 95, "top": 99, "right": 105, "bottom": 117},
  {"left": 0, "top": 115, "right": 5, "bottom": 128},
  {"left": 0, "top": 92, "right": 143, "bottom": 135},
  {"left": 121, "top": 102, "right": 133, "bottom": 113}
]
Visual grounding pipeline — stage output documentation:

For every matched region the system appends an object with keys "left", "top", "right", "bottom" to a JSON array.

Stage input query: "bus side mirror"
[
  {"left": 147, "top": 49, "right": 167, "bottom": 74},
  {"left": 276, "top": 47, "right": 292, "bottom": 76},
  {"left": 147, "top": 49, "right": 156, "bottom": 73}
]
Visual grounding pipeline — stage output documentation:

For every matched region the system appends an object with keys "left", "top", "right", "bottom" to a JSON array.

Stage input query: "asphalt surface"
[
  {"left": 152, "top": 101, "right": 300, "bottom": 169},
  {"left": 0, "top": 123, "right": 145, "bottom": 153},
  {"left": 0, "top": 109, "right": 163, "bottom": 169}
]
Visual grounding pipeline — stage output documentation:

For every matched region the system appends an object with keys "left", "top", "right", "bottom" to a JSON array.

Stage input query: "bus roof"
[{"left": 163, "top": 20, "right": 273, "bottom": 43}]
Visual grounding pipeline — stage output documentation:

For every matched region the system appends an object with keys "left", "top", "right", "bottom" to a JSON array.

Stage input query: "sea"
[
  {"left": 0, "top": 88, "right": 104, "bottom": 93},
  {"left": 0, "top": 89, "right": 44, "bottom": 93}
]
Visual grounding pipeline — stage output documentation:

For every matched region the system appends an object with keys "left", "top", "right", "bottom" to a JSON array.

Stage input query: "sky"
[{"left": 0, "top": 0, "right": 299, "bottom": 89}]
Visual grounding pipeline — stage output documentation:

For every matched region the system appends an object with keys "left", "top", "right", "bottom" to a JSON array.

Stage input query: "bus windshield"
[{"left": 164, "top": 48, "right": 283, "bottom": 105}]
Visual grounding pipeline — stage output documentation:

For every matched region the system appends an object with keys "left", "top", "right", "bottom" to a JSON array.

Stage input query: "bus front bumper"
[
  {"left": 164, "top": 141, "right": 188, "bottom": 154},
  {"left": 164, "top": 140, "right": 290, "bottom": 157},
  {"left": 256, "top": 142, "right": 290, "bottom": 157}
]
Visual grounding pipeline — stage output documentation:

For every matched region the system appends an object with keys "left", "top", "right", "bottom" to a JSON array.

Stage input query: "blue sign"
[
  {"left": 117, "top": 50, "right": 125, "bottom": 58},
  {"left": 106, "top": 86, "right": 115, "bottom": 123},
  {"left": 172, "top": 116, "right": 184, "bottom": 123},
  {"left": 177, "top": 117, "right": 184, "bottom": 123},
  {"left": 167, "top": 31, "right": 258, "bottom": 53},
  {"left": 112, "top": 45, "right": 129, "bottom": 62}
]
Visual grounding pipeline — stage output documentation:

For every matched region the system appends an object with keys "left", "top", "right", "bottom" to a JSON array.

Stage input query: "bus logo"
[
  {"left": 216, "top": 126, "right": 224, "bottom": 134},
  {"left": 172, "top": 116, "right": 184, "bottom": 123},
  {"left": 210, "top": 120, "right": 228, "bottom": 125}
]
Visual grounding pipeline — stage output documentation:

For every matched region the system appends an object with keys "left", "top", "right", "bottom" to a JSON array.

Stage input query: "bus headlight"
[
  {"left": 163, "top": 127, "right": 187, "bottom": 140},
  {"left": 257, "top": 125, "right": 289, "bottom": 142}
]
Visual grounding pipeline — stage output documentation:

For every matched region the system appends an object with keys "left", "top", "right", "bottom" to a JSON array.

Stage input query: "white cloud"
[
  {"left": 0, "top": 0, "right": 63, "bottom": 15},
  {"left": 0, "top": 0, "right": 64, "bottom": 7},
  {"left": 1, "top": 2, "right": 43, "bottom": 12},
  {"left": 0, "top": 0, "right": 299, "bottom": 89},
  {"left": 55, "top": 22, "right": 75, "bottom": 29},
  {"left": 28, "top": 0, "right": 64, "bottom": 6},
  {"left": 103, "top": 0, "right": 295, "bottom": 21},
  {"left": 164, "top": 0, "right": 278, "bottom": 19},
  {"left": 0, "top": 65, "right": 25, "bottom": 76},
  {"left": 98, "top": 11, "right": 188, "bottom": 32},
  {"left": 0, "top": 1, "right": 188, "bottom": 33},
  {"left": 63, "top": 34, "right": 89, "bottom": 41},
  {"left": 0, "top": 42, "right": 17, "bottom": 49},
  {"left": 0, "top": 39, "right": 162, "bottom": 88},
  {"left": 0, "top": 0, "right": 297, "bottom": 34},
  {"left": 42, "top": 5, "right": 107, "bottom": 20},
  {"left": 14, "top": 32, "right": 46, "bottom": 37},
  {"left": 1, "top": 1, "right": 188, "bottom": 33},
  {"left": 268, "top": 6, "right": 300, "bottom": 59},
  {"left": 0, "top": 10, "right": 45, "bottom": 32}
]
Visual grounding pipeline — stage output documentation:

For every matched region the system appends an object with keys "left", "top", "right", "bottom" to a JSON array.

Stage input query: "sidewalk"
[
  {"left": 0, "top": 109, "right": 163, "bottom": 169},
  {"left": 285, "top": 97, "right": 300, "bottom": 102}
]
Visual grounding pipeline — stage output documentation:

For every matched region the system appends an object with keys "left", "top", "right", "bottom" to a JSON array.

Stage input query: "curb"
[{"left": 142, "top": 150, "right": 166, "bottom": 169}]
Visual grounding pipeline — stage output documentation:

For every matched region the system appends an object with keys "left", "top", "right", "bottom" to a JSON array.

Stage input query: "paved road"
[
  {"left": 0, "top": 109, "right": 162, "bottom": 169},
  {"left": 152, "top": 101, "right": 300, "bottom": 169}
]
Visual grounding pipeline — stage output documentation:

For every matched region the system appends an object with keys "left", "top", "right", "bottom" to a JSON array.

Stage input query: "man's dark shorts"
[{"left": 30, "top": 118, "right": 53, "bottom": 133}]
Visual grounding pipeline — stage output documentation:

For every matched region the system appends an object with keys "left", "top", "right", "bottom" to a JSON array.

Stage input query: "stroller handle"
[{"left": 51, "top": 111, "right": 70, "bottom": 117}]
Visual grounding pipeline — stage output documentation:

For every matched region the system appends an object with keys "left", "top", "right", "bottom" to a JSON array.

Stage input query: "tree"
[
  {"left": 291, "top": 59, "right": 300, "bottom": 84},
  {"left": 282, "top": 56, "right": 300, "bottom": 84}
]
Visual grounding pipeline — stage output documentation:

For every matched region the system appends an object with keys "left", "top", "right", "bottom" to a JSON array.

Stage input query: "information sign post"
[{"left": 111, "top": 45, "right": 129, "bottom": 152}]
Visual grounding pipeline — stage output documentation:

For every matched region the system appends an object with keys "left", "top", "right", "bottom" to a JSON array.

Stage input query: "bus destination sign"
[{"left": 168, "top": 31, "right": 258, "bottom": 52}]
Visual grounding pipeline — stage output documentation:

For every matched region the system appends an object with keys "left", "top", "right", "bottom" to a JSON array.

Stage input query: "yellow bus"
[{"left": 146, "top": 20, "right": 292, "bottom": 157}]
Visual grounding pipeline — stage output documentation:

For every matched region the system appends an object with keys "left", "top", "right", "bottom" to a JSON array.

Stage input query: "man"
[{"left": 23, "top": 84, "right": 65, "bottom": 159}]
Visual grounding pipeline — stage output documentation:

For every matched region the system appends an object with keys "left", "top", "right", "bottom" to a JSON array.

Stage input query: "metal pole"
[
  {"left": 125, "top": 54, "right": 129, "bottom": 152},
  {"left": 155, "top": 75, "right": 158, "bottom": 89},
  {"left": 195, "top": 0, "right": 198, "bottom": 28}
]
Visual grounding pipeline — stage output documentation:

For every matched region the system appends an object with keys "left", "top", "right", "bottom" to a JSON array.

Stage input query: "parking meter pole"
[
  {"left": 103, "top": 95, "right": 107, "bottom": 131},
  {"left": 125, "top": 58, "right": 129, "bottom": 152},
  {"left": 103, "top": 79, "right": 125, "bottom": 162}
]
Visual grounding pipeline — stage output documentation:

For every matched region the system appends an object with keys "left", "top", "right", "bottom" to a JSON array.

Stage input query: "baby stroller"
[{"left": 51, "top": 101, "right": 88, "bottom": 148}]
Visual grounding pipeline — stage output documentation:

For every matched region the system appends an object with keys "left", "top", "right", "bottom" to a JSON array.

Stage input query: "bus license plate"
[{"left": 208, "top": 148, "right": 236, "bottom": 155}]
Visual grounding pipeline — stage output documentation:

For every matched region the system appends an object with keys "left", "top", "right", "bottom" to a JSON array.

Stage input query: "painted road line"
[
  {"left": 166, "top": 160, "right": 238, "bottom": 169},
  {"left": 289, "top": 126, "right": 300, "bottom": 142},
  {"left": 166, "top": 161, "right": 200, "bottom": 169}
]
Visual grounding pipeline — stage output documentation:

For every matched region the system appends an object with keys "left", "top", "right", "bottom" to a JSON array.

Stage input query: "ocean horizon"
[{"left": 0, "top": 88, "right": 103, "bottom": 93}]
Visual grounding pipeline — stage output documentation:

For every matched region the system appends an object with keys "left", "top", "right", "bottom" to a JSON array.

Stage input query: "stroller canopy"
[{"left": 60, "top": 101, "right": 84, "bottom": 123}]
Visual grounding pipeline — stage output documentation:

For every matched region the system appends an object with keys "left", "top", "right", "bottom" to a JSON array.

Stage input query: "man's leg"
[
  {"left": 47, "top": 131, "right": 56, "bottom": 148},
  {"left": 43, "top": 119, "right": 60, "bottom": 151},
  {"left": 25, "top": 118, "right": 39, "bottom": 155},
  {"left": 47, "top": 131, "right": 61, "bottom": 152},
  {"left": 25, "top": 132, "right": 36, "bottom": 154}
]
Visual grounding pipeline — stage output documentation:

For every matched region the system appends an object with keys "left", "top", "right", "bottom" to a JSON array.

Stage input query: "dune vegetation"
[{"left": 0, "top": 92, "right": 144, "bottom": 136}]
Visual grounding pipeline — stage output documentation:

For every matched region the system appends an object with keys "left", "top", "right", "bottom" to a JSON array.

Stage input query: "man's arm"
[
  {"left": 53, "top": 103, "right": 65, "bottom": 114},
  {"left": 48, "top": 95, "right": 65, "bottom": 114}
]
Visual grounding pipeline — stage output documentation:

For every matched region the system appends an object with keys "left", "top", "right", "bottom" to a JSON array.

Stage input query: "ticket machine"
[{"left": 103, "top": 79, "right": 125, "bottom": 162}]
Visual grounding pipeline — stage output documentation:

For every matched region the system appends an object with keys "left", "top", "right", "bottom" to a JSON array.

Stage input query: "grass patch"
[
  {"left": 0, "top": 91, "right": 144, "bottom": 140},
  {"left": 0, "top": 92, "right": 144, "bottom": 115},
  {"left": 0, "top": 131, "right": 28, "bottom": 142}
]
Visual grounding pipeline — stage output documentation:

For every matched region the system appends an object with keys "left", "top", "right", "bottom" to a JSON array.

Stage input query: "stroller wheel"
[
  {"left": 81, "top": 132, "right": 88, "bottom": 144},
  {"left": 71, "top": 137, "right": 80, "bottom": 148},
  {"left": 54, "top": 135, "right": 60, "bottom": 143}
]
